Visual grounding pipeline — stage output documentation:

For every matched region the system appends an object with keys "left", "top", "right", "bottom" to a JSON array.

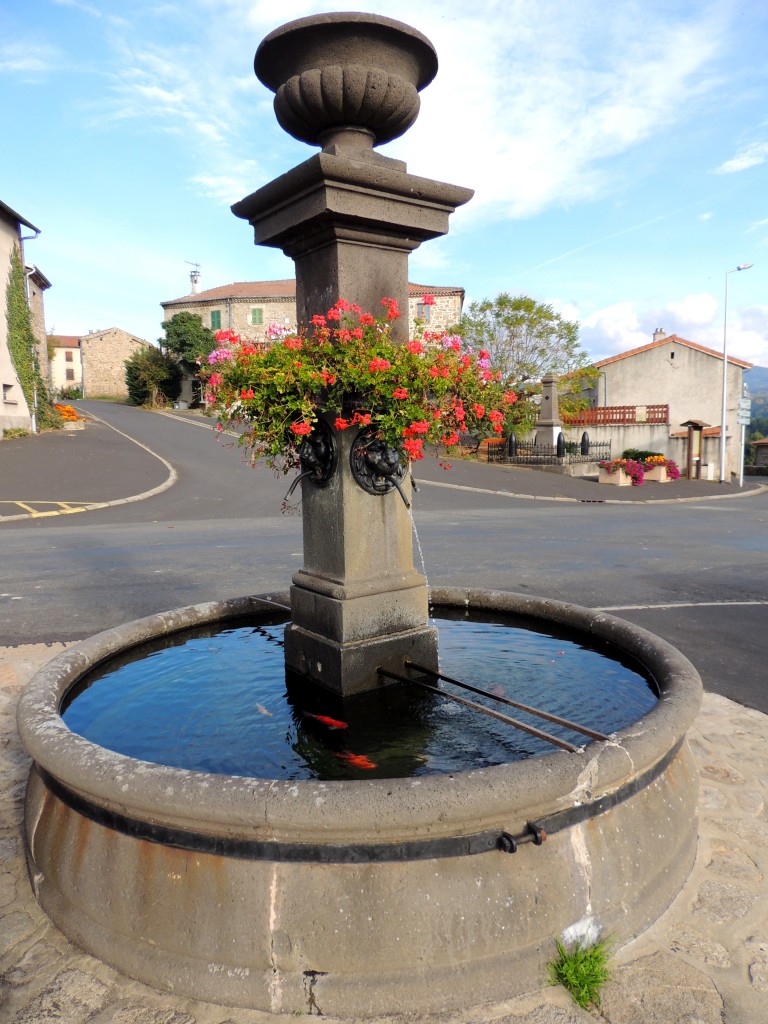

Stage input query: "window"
[
  {"left": 416, "top": 303, "right": 431, "bottom": 321},
  {"left": 3, "top": 383, "right": 17, "bottom": 403},
  {"left": 66, "top": 369, "right": 75, "bottom": 381},
  {"left": 65, "top": 351, "right": 73, "bottom": 362},
  {"left": 251, "top": 307, "right": 264, "bottom": 326},
  {"left": 211, "top": 310, "right": 221, "bottom": 330}
]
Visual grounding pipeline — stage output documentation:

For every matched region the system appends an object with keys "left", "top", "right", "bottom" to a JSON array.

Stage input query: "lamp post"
[{"left": 719, "top": 263, "right": 753, "bottom": 484}]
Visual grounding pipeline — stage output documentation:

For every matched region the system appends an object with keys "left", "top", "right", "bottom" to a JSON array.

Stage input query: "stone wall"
[
  {"left": 163, "top": 288, "right": 464, "bottom": 343},
  {"left": 80, "top": 329, "right": 148, "bottom": 399},
  {"left": 0, "top": 219, "right": 31, "bottom": 432}
]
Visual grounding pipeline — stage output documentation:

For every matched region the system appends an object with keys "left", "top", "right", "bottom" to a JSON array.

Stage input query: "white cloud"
[
  {"left": 0, "top": 42, "right": 61, "bottom": 77},
  {"left": 698, "top": 211, "right": 714, "bottom": 221},
  {"left": 578, "top": 293, "right": 768, "bottom": 366},
  {"left": 715, "top": 141, "right": 768, "bottom": 174},
  {"left": 665, "top": 293, "right": 718, "bottom": 327}
]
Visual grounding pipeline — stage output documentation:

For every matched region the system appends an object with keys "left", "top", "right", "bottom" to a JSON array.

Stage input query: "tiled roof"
[
  {"left": 162, "top": 280, "right": 298, "bottom": 304},
  {"left": 407, "top": 283, "right": 464, "bottom": 296},
  {"left": 162, "top": 280, "right": 464, "bottom": 305},
  {"left": 49, "top": 335, "right": 80, "bottom": 348},
  {"left": 595, "top": 335, "right": 752, "bottom": 370},
  {"left": 670, "top": 426, "right": 722, "bottom": 437}
]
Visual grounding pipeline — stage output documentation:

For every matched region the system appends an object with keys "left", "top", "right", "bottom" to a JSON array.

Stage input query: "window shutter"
[
  {"left": 211, "top": 310, "right": 221, "bottom": 330},
  {"left": 251, "top": 307, "right": 264, "bottom": 326}
]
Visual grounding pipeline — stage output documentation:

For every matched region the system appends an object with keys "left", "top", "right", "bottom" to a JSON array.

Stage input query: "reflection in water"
[{"left": 62, "top": 611, "right": 656, "bottom": 780}]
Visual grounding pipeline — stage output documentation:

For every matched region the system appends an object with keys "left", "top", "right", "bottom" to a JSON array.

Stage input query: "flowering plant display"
[
  {"left": 641, "top": 455, "right": 681, "bottom": 480},
  {"left": 598, "top": 458, "right": 645, "bottom": 486},
  {"left": 205, "top": 296, "right": 518, "bottom": 471}
]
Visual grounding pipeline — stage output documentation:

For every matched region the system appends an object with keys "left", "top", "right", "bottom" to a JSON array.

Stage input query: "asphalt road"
[{"left": 2, "top": 401, "right": 767, "bottom": 711}]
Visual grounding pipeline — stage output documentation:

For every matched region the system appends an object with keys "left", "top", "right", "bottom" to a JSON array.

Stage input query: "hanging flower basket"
[{"left": 204, "top": 297, "right": 518, "bottom": 474}]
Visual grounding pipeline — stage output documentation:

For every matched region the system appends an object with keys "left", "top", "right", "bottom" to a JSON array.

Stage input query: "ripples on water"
[{"left": 62, "top": 612, "right": 657, "bottom": 780}]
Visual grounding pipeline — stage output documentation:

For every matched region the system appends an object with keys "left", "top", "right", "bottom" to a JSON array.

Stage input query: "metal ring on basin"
[{"left": 17, "top": 588, "right": 702, "bottom": 1017}]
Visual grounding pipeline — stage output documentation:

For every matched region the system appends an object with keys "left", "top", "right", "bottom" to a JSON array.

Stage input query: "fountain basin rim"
[{"left": 17, "top": 588, "right": 702, "bottom": 846}]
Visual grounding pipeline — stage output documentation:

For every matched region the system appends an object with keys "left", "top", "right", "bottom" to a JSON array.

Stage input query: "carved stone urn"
[{"left": 254, "top": 12, "right": 438, "bottom": 155}]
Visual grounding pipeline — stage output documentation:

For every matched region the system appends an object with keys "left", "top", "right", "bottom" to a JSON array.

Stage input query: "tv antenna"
[{"left": 185, "top": 261, "right": 201, "bottom": 292}]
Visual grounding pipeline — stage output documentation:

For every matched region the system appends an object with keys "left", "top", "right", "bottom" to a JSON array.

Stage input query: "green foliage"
[
  {"left": 622, "top": 449, "right": 663, "bottom": 461},
  {"left": 459, "top": 294, "right": 587, "bottom": 384},
  {"left": 125, "top": 346, "right": 182, "bottom": 406},
  {"left": 160, "top": 312, "right": 216, "bottom": 370},
  {"left": 459, "top": 294, "right": 592, "bottom": 435},
  {"left": 5, "top": 245, "right": 60, "bottom": 428},
  {"left": 548, "top": 938, "right": 611, "bottom": 1009},
  {"left": 2, "top": 427, "right": 30, "bottom": 439},
  {"left": 58, "top": 385, "right": 83, "bottom": 401}
]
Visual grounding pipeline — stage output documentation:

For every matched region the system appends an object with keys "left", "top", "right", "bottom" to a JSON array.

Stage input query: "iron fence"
[{"left": 486, "top": 437, "right": 612, "bottom": 466}]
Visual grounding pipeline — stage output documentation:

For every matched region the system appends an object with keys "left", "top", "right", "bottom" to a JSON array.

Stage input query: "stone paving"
[{"left": 1, "top": 644, "right": 766, "bottom": 1023}]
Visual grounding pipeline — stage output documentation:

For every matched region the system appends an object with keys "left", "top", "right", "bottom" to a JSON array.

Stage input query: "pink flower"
[
  {"left": 369, "top": 357, "right": 391, "bottom": 372},
  {"left": 380, "top": 297, "right": 400, "bottom": 321},
  {"left": 402, "top": 437, "right": 424, "bottom": 460}
]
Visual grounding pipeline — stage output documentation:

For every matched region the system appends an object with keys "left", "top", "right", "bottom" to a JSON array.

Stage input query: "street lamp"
[{"left": 719, "top": 263, "right": 753, "bottom": 484}]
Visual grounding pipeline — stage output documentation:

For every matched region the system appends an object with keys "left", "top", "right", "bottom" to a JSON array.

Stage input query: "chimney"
[
  {"left": 653, "top": 328, "right": 666, "bottom": 343},
  {"left": 190, "top": 267, "right": 200, "bottom": 294}
]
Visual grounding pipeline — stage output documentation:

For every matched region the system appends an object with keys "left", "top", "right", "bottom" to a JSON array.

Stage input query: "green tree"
[
  {"left": 160, "top": 312, "right": 215, "bottom": 371},
  {"left": 5, "top": 245, "right": 59, "bottom": 428},
  {"left": 125, "top": 346, "right": 182, "bottom": 406},
  {"left": 459, "top": 293, "right": 596, "bottom": 433},
  {"left": 459, "top": 294, "right": 588, "bottom": 384}
]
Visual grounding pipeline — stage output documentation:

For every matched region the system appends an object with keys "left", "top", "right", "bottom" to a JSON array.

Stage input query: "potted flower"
[
  {"left": 640, "top": 455, "right": 681, "bottom": 483},
  {"left": 598, "top": 458, "right": 645, "bottom": 486},
  {"left": 205, "top": 296, "right": 518, "bottom": 479}
]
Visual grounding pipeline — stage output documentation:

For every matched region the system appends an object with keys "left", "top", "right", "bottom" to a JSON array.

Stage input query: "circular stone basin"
[
  {"left": 17, "top": 588, "right": 702, "bottom": 1017},
  {"left": 60, "top": 612, "right": 657, "bottom": 779}
]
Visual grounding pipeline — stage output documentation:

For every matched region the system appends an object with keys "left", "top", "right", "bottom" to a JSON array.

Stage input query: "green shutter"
[
  {"left": 251, "top": 307, "right": 264, "bottom": 326},
  {"left": 211, "top": 310, "right": 221, "bottom": 330}
]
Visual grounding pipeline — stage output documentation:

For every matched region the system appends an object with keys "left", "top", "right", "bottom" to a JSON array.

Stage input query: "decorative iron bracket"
[
  {"left": 350, "top": 426, "right": 410, "bottom": 507},
  {"left": 284, "top": 420, "right": 338, "bottom": 499}
]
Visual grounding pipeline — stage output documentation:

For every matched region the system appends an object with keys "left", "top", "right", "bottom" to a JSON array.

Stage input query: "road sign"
[{"left": 738, "top": 398, "right": 752, "bottom": 414}]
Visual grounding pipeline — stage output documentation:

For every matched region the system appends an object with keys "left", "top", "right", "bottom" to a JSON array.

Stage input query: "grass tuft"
[{"left": 547, "top": 937, "right": 611, "bottom": 1009}]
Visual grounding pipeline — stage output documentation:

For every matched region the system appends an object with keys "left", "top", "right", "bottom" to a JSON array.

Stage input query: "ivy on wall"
[{"left": 5, "top": 244, "right": 59, "bottom": 428}]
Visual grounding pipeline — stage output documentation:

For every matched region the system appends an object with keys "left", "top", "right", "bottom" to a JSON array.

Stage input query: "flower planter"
[
  {"left": 599, "top": 466, "right": 632, "bottom": 486},
  {"left": 643, "top": 465, "right": 668, "bottom": 483}
]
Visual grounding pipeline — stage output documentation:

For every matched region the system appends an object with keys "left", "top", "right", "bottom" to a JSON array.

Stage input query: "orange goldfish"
[
  {"left": 335, "top": 751, "right": 377, "bottom": 770},
  {"left": 305, "top": 713, "right": 348, "bottom": 730}
]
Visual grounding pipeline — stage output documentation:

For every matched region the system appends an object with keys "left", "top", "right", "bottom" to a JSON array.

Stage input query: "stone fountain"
[{"left": 17, "top": 13, "right": 702, "bottom": 1018}]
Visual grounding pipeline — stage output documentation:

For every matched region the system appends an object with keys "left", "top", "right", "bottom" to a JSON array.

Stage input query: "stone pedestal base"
[{"left": 284, "top": 620, "right": 438, "bottom": 695}]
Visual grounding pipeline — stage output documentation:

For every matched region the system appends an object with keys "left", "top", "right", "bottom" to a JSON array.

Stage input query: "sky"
[{"left": 1, "top": 0, "right": 766, "bottom": 370}]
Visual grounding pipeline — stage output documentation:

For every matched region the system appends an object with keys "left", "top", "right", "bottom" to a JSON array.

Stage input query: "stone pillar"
[
  {"left": 232, "top": 14, "right": 472, "bottom": 694},
  {"left": 535, "top": 372, "right": 563, "bottom": 447}
]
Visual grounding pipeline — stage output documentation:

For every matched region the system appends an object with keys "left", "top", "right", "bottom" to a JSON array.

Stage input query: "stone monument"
[{"left": 232, "top": 13, "right": 473, "bottom": 694}]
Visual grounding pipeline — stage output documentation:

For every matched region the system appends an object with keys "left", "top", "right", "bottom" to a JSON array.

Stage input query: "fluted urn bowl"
[{"left": 255, "top": 12, "right": 438, "bottom": 149}]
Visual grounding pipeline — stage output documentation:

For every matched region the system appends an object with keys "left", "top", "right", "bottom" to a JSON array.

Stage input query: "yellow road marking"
[{"left": 0, "top": 500, "right": 99, "bottom": 519}]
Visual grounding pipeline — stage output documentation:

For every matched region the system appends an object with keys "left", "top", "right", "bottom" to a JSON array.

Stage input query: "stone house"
[
  {"left": 564, "top": 330, "right": 751, "bottom": 477},
  {"left": 750, "top": 438, "right": 768, "bottom": 469},
  {"left": 1, "top": 199, "right": 50, "bottom": 433},
  {"left": 49, "top": 335, "right": 83, "bottom": 394},
  {"left": 160, "top": 278, "right": 464, "bottom": 342},
  {"left": 50, "top": 329, "right": 148, "bottom": 399}
]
